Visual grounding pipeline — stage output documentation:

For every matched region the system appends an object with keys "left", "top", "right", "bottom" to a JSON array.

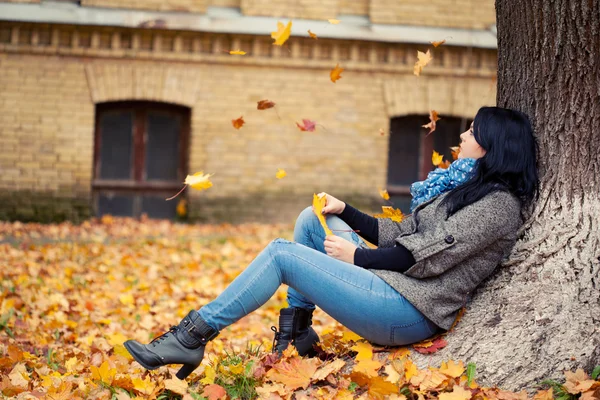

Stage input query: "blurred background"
[{"left": 0, "top": 0, "right": 497, "bottom": 224}]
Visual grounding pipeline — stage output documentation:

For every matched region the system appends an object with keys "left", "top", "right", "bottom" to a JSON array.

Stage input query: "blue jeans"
[{"left": 198, "top": 206, "right": 439, "bottom": 346}]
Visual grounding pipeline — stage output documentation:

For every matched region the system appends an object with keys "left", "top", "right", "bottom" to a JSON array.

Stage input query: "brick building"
[{"left": 0, "top": 0, "right": 497, "bottom": 223}]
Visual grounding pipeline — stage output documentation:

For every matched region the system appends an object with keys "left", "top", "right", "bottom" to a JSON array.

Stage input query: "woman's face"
[{"left": 458, "top": 122, "right": 487, "bottom": 159}]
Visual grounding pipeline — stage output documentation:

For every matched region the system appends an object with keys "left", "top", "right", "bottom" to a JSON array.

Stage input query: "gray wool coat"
[{"left": 370, "top": 190, "right": 523, "bottom": 331}]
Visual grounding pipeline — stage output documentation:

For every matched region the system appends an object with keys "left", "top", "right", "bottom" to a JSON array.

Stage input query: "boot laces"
[
  {"left": 270, "top": 326, "right": 280, "bottom": 351},
  {"left": 150, "top": 326, "right": 178, "bottom": 347}
]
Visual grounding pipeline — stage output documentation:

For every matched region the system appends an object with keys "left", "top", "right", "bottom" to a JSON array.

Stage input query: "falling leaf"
[
  {"left": 330, "top": 63, "right": 344, "bottom": 83},
  {"left": 232, "top": 116, "right": 245, "bottom": 129},
  {"left": 313, "top": 193, "right": 333, "bottom": 236},
  {"left": 229, "top": 49, "right": 246, "bottom": 55},
  {"left": 413, "top": 50, "right": 433, "bottom": 76},
  {"left": 201, "top": 383, "right": 227, "bottom": 400},
  {"left": 164, "top": 378, "right": 188, "bottom": 395},
  {"left": 328, "top": 19, "right": 341, "bottom": 24},
  {"left": 185, "top": 172, "right": 214, "bottom": 191},
  {"left": 450, "top": 146, "right": 461, "bottom": 160},
  {"left": 176, "top": 199, "right": 187, "bottom": 217},
  {"left": 438, "top": 385, "right": 472, "bottom": 400},
  {"left": 379, "top": 128, "right": 385, "bottom": 136},
  {"left": 271, "top": 21, "right": 292, "bottom": 46},
  {"left": 432, "top": 150, "right": 444, "bottom": 167},
  {"left": 296, "top": 119, "right": 317, "bottom": 132},
  {"left": 430, "top": 40, "right": 446, "bottom": 47},
  {"left": 422, "top": 110, "right": 441, "bottom": 135},
  {"left": 276, "top": 169, "right": 287, "bottom": 179},
  {"left": 266, "top": 357, "right": 319, "bottom": 390},
  {"left": 257, "top": 99, "right": 276, "bottom": 110},
  {"left": 308, "top": 30, "right": 318, "bottom": 39},
  {"left": 374, "top": 206, "right": 403, "bottom": 223},
  {"left": 413, "top": 336, "right": 448, "bottom": 354},
  {"left": 440, "top": 360, "right": 465, "bottom": 378},
  {"left": 379, "top": 189, "right": 390, "bottom": 200}
]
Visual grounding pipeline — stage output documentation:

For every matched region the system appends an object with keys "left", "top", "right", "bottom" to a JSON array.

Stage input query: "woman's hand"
[
  {"left": 324, "top": 235, "right": 357, "bottom": 264},
  {"left": 316, "top": 192, "right": 346, "bottom": 215}
]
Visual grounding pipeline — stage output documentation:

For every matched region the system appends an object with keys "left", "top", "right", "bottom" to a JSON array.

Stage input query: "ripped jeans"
[{"left": 198, "top": 206, "right": 439, "bottom": 346}]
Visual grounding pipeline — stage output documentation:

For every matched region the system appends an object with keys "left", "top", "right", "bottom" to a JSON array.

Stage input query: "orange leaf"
[
  {"left": 368, "top": 376, "right": 401, "bottom": 399},
  {"left": 413, "top": 50, "right": 433, "bottom": 76},
  {"left": 257, "top": 99, "right": 276, "bottom": 110},
  {"left": 308, "top": 30, "right": 318, "bottom": 39},
  {"left": 312, "top": 359, "right": 346, "bottom": 381},
  {"left": 229, "top": 49, "right": 246, "bottom": 55},
  {"left": 266, "top": 357, "right": 319, "bottom": 390},
  {"left": 450, "top": 146, "right": 461, "bottom": 160},
  {"left": 430, "top": 39, "right": 446, "bottom": 47},
  {"left": 533, "top": 388, "right": 554, "bottom": 400},
  {"left": 164, "top": 378, "right": 188, "bottom": 395},
  {"left": 422, "top": 110, "right": 441, "bottom": 135},
  {"left": 373, "top": 206, "right": 403, "bottom": 223},
  {"left": 439, "top": 160, "right": 451, "bottom": 169},
  {"left": 232, "top": 116, "right": 245, "bottom": 129},
  {"left": 351, "top": 342, "right": 374, "bottom": 361},
  {"left": 296, "top": 119, "right": 317, "bottom": 132},
  {"left": 438, "top": 385, "right": 473, "bottom": 400},
  {"left": 439, "top": 360, "right": 465, "bottom": 378},
  {"left": 271, "top": 21, "right": 292, "bottom": 46},
  {"left": 201, "top": 383, "right": 227, "bottom": 400},
  {"left": 330, "top": 63, "right": 344, "bottom": 83},
  {"left": 379, "top": 189, "right": 390, "bottom": 200},
  {"left": 354, "top": 358, "right": 383, "bottom": 378}
]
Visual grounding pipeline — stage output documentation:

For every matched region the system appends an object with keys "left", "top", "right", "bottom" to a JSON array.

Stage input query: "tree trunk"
[{"left": 409, "top": 0, "right": 600, "bottom": 392}]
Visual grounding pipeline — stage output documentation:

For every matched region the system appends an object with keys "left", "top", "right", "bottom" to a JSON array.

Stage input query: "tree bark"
[{"left": 409, "top": 0, "right": 600, "bottom": 392}]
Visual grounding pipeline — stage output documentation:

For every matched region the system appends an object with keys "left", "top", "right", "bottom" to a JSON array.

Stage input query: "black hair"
[{"left": 439, "top": 106, "right": 540, "bottom": 218}]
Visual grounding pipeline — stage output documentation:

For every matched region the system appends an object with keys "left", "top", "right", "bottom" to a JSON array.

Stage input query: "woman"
[{"left": 123, "top": 106, "right": 539, "bottom": 380}]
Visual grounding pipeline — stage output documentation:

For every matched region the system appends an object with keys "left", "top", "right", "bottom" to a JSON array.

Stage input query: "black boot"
[
  {"left": 271, "top": 307, "right": 320, "bottom": 357},
  {"left": 123, "top": 310, "right": 218, "bottom": 379}
]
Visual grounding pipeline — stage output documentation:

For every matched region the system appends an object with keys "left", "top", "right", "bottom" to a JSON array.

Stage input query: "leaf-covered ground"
[{"left": 1, "top": 217, "right": 598, "bottom": 399}]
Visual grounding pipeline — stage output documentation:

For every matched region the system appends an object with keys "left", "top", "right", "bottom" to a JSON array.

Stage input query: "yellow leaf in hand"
[
  {"left": 185, "top": 171, "right": 214, "bottom": 190},
  {"left": 271, "top": 21, "right": 292, "bottom": 46},
  {"left": 432, "top": 150, "right": 444, "bottom": 167},
  {"left": 276, "top": 169, "right": 287, "bottom": 179},
  {"left": 312, "top": 193, "right": 333, "bottom": 236}
]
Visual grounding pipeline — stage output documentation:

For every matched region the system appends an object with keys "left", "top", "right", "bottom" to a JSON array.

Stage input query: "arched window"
[
  {"left": 386, "top": 115, "right": 471, "bottom": 213},
  {"left": 93, "top": 101, "right": 190, "bottom": 219}
]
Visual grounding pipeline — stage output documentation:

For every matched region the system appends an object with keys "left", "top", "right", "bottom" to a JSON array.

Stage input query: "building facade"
[{"left": 0, "top": 0, "right": 497, "bottom": 223}]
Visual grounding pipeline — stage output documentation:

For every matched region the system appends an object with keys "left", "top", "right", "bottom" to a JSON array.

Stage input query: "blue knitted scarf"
[{"left": 410, "top": 158, "right": 478, "bottom": 212}]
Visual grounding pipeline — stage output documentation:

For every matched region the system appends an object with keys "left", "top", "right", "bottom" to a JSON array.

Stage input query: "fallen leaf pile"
[{"left": 1, "top": 218, "right": 597, "bottom": 399}]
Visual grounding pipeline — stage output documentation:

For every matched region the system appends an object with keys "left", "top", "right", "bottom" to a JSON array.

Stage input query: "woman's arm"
[
  {"left": 354, "top": 245, "right": 415, "bottom": 272},
  {"left": 338, "top": 203, "right": 379, "bottom": 245}
]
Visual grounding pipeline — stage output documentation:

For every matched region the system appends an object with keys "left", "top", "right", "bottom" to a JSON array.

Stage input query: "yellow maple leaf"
[
  {"left": 164, "top": 378, "right": 188, "bottom": 395},
  {"left": 328, "top": 19, "right": 341, "bottom": 24},
  {"left": 276, "top": 169, "right": 287, "bottom": 179},
  {"left": 271, "top": 21, "right": 292, "bottom": 46},
  {"left": 438, "top": 385, "right": 472, "bottom": 400},
  {"left": 229, "top": 49, "right": 246, "bottom": 55},
  {"left": 312, "top": 193, "right": 333, "bottom": 236},
  {"left": 373, "top": 206, "right": 403, "bottom": 223},
  {"left": 132, "top": 376, "right": 155, "bottom": 395},
  {"left": 351, "top": 342, "right": 373, "bottom": 361},
  {"left": 413, "top": 49, "right": 433, "bottom": 76},
  {"left": 200, "top": 365, "right": 217, "bottom": 385},
  {"left": 432, "top": 150, "right": 444, "bottom": 166},
  {"left": 440, "top": 360, "right": 465, "bottom": 378},
  {"left": 379, "top": 189, "right": 390, "bottom": 200},
  {"left": 90, "top": 361, "right": 116, "bottom": 385},
  {"left": 341, "top": 330, "right": 362, "bottom": 342},
  {"left": 369, "top": 376, "right": 401, "bottom": 398},
  {"left": 119, "top": 293, "right": 134, "bottom": 306},
  {"left": 404, "top": 358, "right": 418, "bottom": 381},
  {"left": 384, "top": 364, "right": 402, "bottom": 383},
  {"left": 266, "top": 356, "right": 319, "bottom": 390},
  {"left": 185, "top": 171, "right": 214, "bottom": 190},
  {"left": 330, "top": 63, "right": 344, "bottom": 83}
]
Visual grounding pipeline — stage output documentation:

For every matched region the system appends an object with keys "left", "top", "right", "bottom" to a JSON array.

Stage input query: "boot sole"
[{"left": 123, "top": 341, "right": 161, "bottom": 371}]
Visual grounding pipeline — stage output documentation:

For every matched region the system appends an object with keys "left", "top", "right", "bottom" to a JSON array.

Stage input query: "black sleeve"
[
  {"left": 354, "top": 245, "right": 416, "bottom": 273},
  {"left": 338, "top": 203, "right": 379, "bottom": 245}
]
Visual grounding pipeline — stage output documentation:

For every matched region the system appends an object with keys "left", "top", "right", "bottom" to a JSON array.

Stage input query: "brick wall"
[
  {"left": 80, "top": 0, "right": 208, "bottom": 13},
  {"left": 0, "top": 23, "right": 496, "bottom": 223},
  {"left": 240, "top": 0, "right": 339, "bottom": 20},
  {"left": 370, "top": 0, "right": 495, "bottom": 29}
]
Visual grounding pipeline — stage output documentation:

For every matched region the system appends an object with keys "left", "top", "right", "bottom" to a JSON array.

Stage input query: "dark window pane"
[
  {"left": 98, "top": 192, "right": 134, "bottom": 217},
  {"left": 145, "top": 112, "right": 181, "bottom": 181},
  {"left": 431, "top": 117, "right": 471, "bottom": 172},
  {"left": 387, "top": 116, "right": 422, "bottom": 186},
  {"left": 99, "top": 111, "right": 133, "bottom": 180},
  {"left": 389, "top": 194, "right": 413, "bottom": 215},
  {"left": 141, "top": 195, "right": 177, "bottom": 219}
]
